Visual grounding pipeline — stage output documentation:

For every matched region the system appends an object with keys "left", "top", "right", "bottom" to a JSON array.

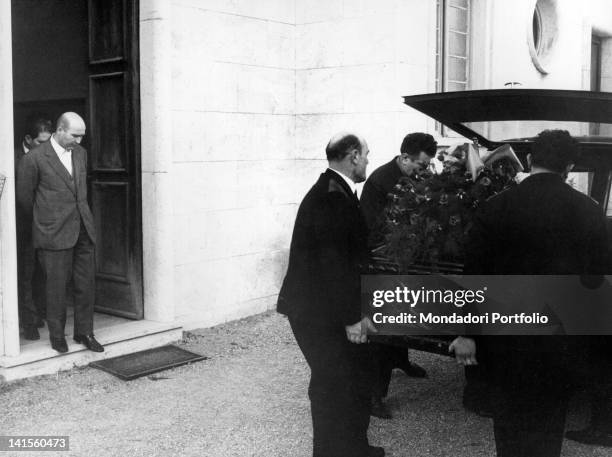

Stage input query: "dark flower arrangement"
[{"left": 370, "top": 143, "right": 522, "bottom": 273}]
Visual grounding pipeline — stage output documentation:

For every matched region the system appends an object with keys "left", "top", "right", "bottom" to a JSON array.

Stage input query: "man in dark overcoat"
[
  {"left": 277, "top": 132, "right": 382, "bottom": 457},
  {"left": 451, "top": 129, "right": 610, "bottom": 457},
  {"left": 360, "top": 132, "right": 436, "bottom": 418}
]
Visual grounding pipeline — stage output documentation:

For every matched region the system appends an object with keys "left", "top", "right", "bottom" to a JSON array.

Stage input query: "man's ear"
[{"left": 24, "top": 134, "right": 32, "bottom": 145}]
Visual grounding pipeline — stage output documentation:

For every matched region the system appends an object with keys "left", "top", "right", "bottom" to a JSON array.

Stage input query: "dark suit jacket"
[
  {"left": 14, "top": 144, "right": 26, "bottom": 172},
  {"left": 17, "top": 140, "right": 96, "bottom": 250},
  {"left": 277, "top": 169, "right": 369, "bottom": 327},
  {"left": 464, "top": 173, "right": 609, "bottom": 275},
  {"left": 14, "top": 144, "right": 29, "bottom": 238},
  {"left": 360, "top": 157, "right": 402, "bottom": 232},
  {"left": 464, "top": 172, "right": 610, "bottom": 354}
]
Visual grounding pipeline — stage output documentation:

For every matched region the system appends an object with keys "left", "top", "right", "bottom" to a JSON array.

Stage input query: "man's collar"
[
  {"left": 524, "top": 171, "right": 564, "bottom": 182},
  {"left": 327, "top": 167, "right": 357, "bottom": 194},
  {"left": 22, "top": 141, "right": 29, "bottom": 154},
  {"left": 50, "top": 134, "right": 67, "bottom": 155},
  {"left": 396, "top": 155, "right": 417, "bottom": 177},
  {"left": 393, "top": 155, "right": 405, "bottom": 174}
]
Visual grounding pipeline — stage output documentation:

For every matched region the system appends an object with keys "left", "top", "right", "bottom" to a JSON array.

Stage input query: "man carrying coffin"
[
  {"left": 451, "top": 130, "right": 610, "bottom": 457},
  {"left": 360, "top": 132, "right": 436, "bottom": 418},
  {"left": 277, "top": 132, "right": 382, "bottom": 457}
]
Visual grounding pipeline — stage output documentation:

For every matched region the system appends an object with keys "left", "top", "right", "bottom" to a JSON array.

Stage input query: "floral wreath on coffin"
[{"left": 370, "top": 143, "right": 523, "bottom": 274}]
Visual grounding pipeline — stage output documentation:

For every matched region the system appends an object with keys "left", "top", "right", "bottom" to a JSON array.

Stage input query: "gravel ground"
[{"left": 0, "top": 311, "right": 608, "bottom": 457}]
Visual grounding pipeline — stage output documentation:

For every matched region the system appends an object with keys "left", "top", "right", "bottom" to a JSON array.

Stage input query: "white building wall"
[
  {"left": 167, "top": 0, "right": 441, "bottom": 329},
  {"left": 470, "top": 0, "right": 612, "bottom": 139},
  {"left": 165, "top": 0, "right": 612, "bottom": 330},
  {"left": 170, "top": 0, "right": 296, "bottom": 328},
  {"left": 0, "top": 1, "right": 19, "bottom": 356},
  {"left": 589, "top": 0, "right": 612, "bottom": 36},
  {"left": 295, "top": 0, "right": 437, "bottom": 177},
  {"left": 471, "top": 0, "right": 612, "bottom": 91}
]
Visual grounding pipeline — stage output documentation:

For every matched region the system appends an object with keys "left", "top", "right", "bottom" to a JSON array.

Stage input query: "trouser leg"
[
  {"left": 290, "top": 318, "right": 374, "bottom": 457},
  {"left": 38, "top": 248, "right": 72, "bottom": 339},
  {"left": 71, "top": 226, "right": 95, "bottom": 336},
  {"left": 16, "top": 234, "right": 38, "bottom": 327},
  {"left": 591, "top": 389, "right": 612, "bottom": 433},
  {"left": 493, "top": 391, "right": 567, "bottom": 457},
  {"left": 32, "top": 256, "right": 46, "bottom": 320},
  {"left": 372, "top": 343, "right": 401, "bottom": 398},
  {"left": 589, "top": 345, "right": 612, "bottom": 433},
  {"left": 464, "top": 365, "right": 489, "bottom": 402},
  {"left": 349, "top": 341, "right": 374, "bottom": 451},
  {"left": 490, "top": 355, "right": 568, "bottom": 457}
]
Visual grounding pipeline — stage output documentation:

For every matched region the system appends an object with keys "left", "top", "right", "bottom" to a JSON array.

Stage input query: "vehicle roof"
[
  {"left": 403, "top": 89, "right": 612, "bottom": 123},
  {"left": 403, "top": 89, "right": 612, "bottom": 148},
  {"left": 506, "top": 136, "right": 612, "bottom": 144}
]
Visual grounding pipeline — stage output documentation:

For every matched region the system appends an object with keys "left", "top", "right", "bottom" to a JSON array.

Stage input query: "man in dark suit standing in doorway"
[
  {"left": 17, "top": 112, "right": 103, "bottom": 354},
  {"left": 452, "top": 130, "right": 610, "bottom": 457},
  {"left": 14, "top": 116, "right": 52, "bottom": 168},
  {"left": 278, "top": 132, "right": 383, "bottom": 457},
  {"left": 14, "top": 115, "right": 52, "bottom": 340}
]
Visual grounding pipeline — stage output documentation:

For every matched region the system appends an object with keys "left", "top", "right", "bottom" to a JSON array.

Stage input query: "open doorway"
[{"left": 11, "top": 0, "right": 144, "bottom": 348}]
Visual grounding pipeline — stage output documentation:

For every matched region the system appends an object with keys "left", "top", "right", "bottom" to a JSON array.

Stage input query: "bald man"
[
  {"left": 278, "top": 133, "right": 382, "bottom": 457},
  {"left": 17, "top": 112, "right": 103, "bottom": 353}
]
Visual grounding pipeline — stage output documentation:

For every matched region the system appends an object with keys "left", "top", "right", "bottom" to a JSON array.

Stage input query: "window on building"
[
  {"left": 528, "top": 0, "right": 559, "bottom": 75},
  {"left": 590, "top": 35, "right": 602, "bottom": 135},
  {"left": 532, "top": 5, "right": 542, "bottom": 54},
  {"left": 436, "top": 0, "right": 470, "bottom": 93}
]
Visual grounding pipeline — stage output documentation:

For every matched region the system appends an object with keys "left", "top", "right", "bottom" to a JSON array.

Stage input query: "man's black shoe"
[
  {"left": 73, "top": 334, "right": 104, "bottom": 352},
  {"left": 371, "top": 398, "right": 392, "bottom": 419},
  {"left": 51, "top": 338, "right": 68, "bottom": 353},
  {"left": 368, "top": 445, "right": 385, "bottom": 457},
  {"left": 23, "top": 326, "right": 40, "bottom": 341},
  {"left": 400, "top": 362, "right": 427, "bottom": 378},
  {"left": 566, "top": 428, "right": 612, "bottom": 447}
]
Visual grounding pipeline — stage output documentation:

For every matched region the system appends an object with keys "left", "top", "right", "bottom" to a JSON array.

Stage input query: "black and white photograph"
[{"left": 1, "top": 0, "right": 612, "bottom": 456}]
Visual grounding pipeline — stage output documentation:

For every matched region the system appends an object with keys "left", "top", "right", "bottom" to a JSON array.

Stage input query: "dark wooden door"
[{"left": 88, "top": 0, "right": 143, "bottom": 319}]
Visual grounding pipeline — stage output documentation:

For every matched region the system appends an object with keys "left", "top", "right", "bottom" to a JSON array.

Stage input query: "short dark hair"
[
  {"left": 25, "top": 115, "right": 52, "bottom": 139},
  {"left": 325, "top": 134, "right": 362, "bottom": 161},
  {"left": 400, "top": 132, "right": 437, "bottom": 157},
  {"left": 531, "top": 130, "right": 579, "bottom": 173}
]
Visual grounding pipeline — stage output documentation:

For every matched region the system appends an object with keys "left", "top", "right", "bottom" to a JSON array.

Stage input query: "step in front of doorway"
[{"left": 0, "top": 321, "right": 183, "bottom": 382}]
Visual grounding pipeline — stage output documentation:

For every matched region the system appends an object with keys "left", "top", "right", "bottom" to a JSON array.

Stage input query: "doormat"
[{"left": 90, "top": 345, "right": 208, "bottom": 380}]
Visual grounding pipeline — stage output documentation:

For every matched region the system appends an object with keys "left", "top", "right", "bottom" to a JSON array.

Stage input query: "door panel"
[
  {"left": 90, "top": 73, "right": 128, "bottom": 171},
  {"left": 92, "top": 181, "right": 130, "bottom": 280},
  {"left": 91, "top": 181, "right": 137, "bottom": 317},
  {"left": 89, "top": 0, "right": 126, "bottom": 63},
  {"left": 88, "top": 0, "right": 142, "bottom": 319}
]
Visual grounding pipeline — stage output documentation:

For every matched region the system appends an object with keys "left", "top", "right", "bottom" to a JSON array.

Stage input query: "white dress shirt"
[
  {"left": 328, "top": 168, "right": 357, "bottom": 195},
  {"left": 50, "top": 135, "right": 73, "bottom": 176}
]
